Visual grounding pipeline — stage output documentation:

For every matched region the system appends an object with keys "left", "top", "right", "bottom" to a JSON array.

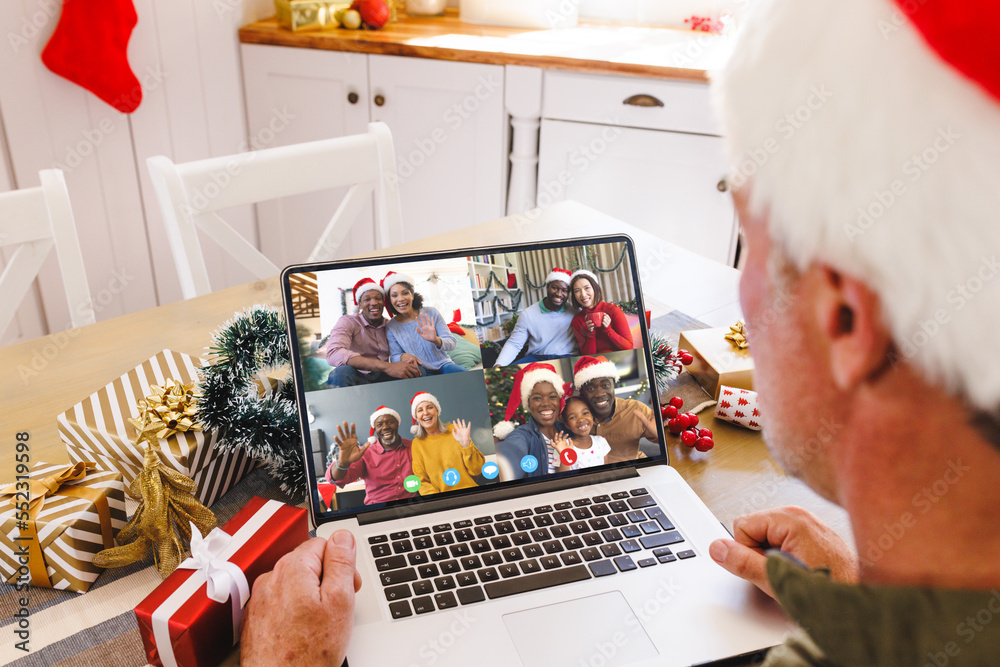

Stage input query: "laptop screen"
[{"left": 283, "top": 236, "right": 666, "bottom": 522}]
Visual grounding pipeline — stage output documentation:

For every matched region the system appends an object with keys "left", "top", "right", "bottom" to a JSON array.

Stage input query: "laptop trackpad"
[{"left": 502, "top": 591, "right": 659, "bottom": 667}]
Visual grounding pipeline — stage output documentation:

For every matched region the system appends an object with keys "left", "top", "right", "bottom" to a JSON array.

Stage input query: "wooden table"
[{"left": 0, "top": 200, "right": 849, "bottom": 543}]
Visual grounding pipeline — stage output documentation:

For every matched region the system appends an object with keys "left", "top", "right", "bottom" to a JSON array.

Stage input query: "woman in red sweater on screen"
[{"left": 568, "top": 270, "right": 633, "bottom": 354}]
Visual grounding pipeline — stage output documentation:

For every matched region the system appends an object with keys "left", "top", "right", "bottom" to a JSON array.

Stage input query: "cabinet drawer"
[{"left": 543, "top": 71, "right": 720, "bottom": 136}]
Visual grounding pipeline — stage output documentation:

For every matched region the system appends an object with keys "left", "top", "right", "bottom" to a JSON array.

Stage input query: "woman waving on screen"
[
  {"left": 408, "top": 391, "right": 485, "bottom": 495},
  {"left": 568, "top": 270, "right": 633, "bottom": 354},
  {"left": 382, "top": 271, "right": 466, "bottom": 375}
]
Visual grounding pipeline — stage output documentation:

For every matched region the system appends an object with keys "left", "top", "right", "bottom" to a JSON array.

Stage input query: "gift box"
[
  {"left": 57, "top": 349, "right": 254, "bottom": 507},
  {"left": 0, "top": 462, "right": 126, "bottom": 593},
  {"left": 135, "top": 497, "right": 309, "bottom": 667},
  {"left": 275, "top": 0, "right": 347, "bottom": 31},
  {"left": 677, "top": 328, "right": 754, "bottom": 399},
  {"left": 714, "top": 386, "right": 763, "bottom": 430}
]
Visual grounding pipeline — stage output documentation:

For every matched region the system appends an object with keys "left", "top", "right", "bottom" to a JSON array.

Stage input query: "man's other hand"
[
  {"left": 386, "top": 358, "right": 421, "bottom": 379},
  {"left": 709, "top": 507, "right": 858, "bottom": 598},
  {"left": 242, "top": 530, "right": 362, "bottom": 666}
]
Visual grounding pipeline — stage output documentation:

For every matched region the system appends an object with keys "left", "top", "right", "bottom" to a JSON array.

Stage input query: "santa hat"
[
  {"left": 545, "top": 267, "right": 572, "bottom": 286},
  {"left": 352, "top": 277, "right": 383, "bottom": 307},
  {"left": 493, "top": 362, "right": 566, "bottom": 440},
  {"left": 573, "top": 355, "right": 620, "bottom": 389},
  {"left": 714, "top": 0, "right": 1000, "bottom": 412},
  {"left": 381, "top": 271, "right": 415, "bottom": 295},
  {"left": 409, "top": 391, "right": 441, "bottom": 435},
  {"left": 367, "top": 405, "right": 400, "bottom": 444},
  {"left": 569, "top": 269, "right": 599, "bottom": 288}
]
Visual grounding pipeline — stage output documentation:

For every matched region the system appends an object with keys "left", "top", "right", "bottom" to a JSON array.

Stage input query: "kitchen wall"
[{"left": 0, "top": 0, "right": 276, "bottom": 346}]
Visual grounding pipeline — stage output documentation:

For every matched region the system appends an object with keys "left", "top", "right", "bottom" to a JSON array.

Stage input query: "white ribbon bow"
[{"left": 178, "top": 523, "right": 251, "bottom": 646}]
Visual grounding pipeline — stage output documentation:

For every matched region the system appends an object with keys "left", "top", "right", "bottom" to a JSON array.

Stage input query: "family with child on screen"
[{"left": 319, "top": 258, "right": 653, "bottom": 505}]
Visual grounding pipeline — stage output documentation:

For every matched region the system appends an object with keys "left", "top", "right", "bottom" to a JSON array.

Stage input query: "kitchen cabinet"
[
  {"left": 537, "top": 71, "right": 737, "bottom": 265},
  {"left": 241, "top": 45, "right": 507, "bottom": 257}
]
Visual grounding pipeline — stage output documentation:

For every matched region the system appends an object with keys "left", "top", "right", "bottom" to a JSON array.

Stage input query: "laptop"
[{"left": 281, "top": 235, "right": 791, "bottom": 667}]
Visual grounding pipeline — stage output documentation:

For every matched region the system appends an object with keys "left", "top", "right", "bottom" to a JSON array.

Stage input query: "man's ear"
[{"left": 813, "top": 266, "right": 893, "bottom": 391}]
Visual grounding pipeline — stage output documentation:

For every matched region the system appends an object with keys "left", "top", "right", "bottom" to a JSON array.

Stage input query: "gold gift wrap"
[
  {"left": 276, "top": 0, "right": 347, "bottom": 31},
  {"left": 0, "top": 462, "right": 126, "bottom": 593},
  {"left": 678, "top": 328, "right": 754, "bottom": 399},
  {"left": 57, "top": 349, "right": 254, "bottom": 507}
]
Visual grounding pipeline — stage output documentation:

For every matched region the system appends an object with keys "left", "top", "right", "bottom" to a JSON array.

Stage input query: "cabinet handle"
[
  {"left": 374, "top": 94, "right": 386, "bottom": 107},
  {"left": 623, "top": 94, "right": 664, "bottom": 108},
  {"left": 347, "top": 92, "right": 359, "bottom": 104},
  {"left": 717, "top": 178, "right": 728, "bottom": 192}
]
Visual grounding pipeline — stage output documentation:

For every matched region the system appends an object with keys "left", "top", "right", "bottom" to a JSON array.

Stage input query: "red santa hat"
[
  {"left": 714, "top": 0, "right": 1000, "bottom": 412},
  {"left": 545, "top": 267, "right": 572, "bottom": 286},
  {"left": 409, "top": 391, "right": 441, "bottom": 435},
  {"left": 352, "top": 277, "right": 383, "bottom": 307},
  {"left": 381, "top": 271, "right": 415, "bottom": 295},
  {"left": 569, "top": 269, "right": 599, "bottom": 288},
  {"left": 493, "top": 362, "right": 566, "bottom": 440},
  {"left": 573, "top": 355, "right": 620, "bottom": 389},
  {"left": 368, "top": 405, "right": 401, "bottom": 444}
]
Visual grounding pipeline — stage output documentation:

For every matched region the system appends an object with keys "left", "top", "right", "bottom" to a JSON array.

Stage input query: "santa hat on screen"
[
  {"left": 352, "top": 277, "right": 383, "bottom": 307},
  {"left": 569, "top": 269, "right": 599, "bottom": 288},
  {"left": 573, "top": 355, "right": 620, "bottom": 389},
  {"left": 381, "top": 271, "right": 415, "bottom": 295},
  {"left": 714, "top": 0, "right": 1000, "bottom": 412},
  {"left": 368, "top": 405, "right": 400, "bottom": 444},
  {"left": 492, "top": 362, "right": 566, "bottom": 441},
  {"left": 409, "top": 391, "right": 441, "bottom": 435},
  {"left": 545, "top": 267, "right": 572, "bottom": 286}
]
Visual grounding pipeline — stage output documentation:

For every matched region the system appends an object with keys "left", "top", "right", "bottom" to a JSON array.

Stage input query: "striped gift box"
[
  {"left": 57, "top": 349, "right": 255, "bottom": 507},
  {"left": 0, "top": 462, "right": 126, "bottom": 593}
]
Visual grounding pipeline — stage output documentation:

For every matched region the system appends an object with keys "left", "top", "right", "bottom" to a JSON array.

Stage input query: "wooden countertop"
[{"left": 239, "top": 9, "right": 733, "bottom": 81}]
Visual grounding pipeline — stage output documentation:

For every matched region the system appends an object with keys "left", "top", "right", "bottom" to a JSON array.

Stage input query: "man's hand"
[
  {"left": 709, "top": 507, "right": 859, "bottom": 599},
  {"left": 241, "top": 530, "right": 362, "bottom": 667},
  {"left": 335, "top": 422, "right": 368, "bottom": 467},
  {"left": 385, "top": 358, "right": 421, "bottom": 379}
]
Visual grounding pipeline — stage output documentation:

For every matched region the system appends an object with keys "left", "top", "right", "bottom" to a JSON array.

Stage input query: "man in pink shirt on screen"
[{"left": 325, "top": 406, "right": 416, "bottom": 505}]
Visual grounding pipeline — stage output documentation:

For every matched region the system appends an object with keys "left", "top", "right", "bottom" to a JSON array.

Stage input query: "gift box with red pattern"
[{"left": 134, "top": 497, "right": 308, "bottom": 667}]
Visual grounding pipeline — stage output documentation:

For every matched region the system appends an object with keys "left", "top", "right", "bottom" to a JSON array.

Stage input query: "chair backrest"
[
  {"left": 0, "top": 169, "right": 94, "bottom": 337},
  {"left": 147, "top": 121, "right": 404, "bottom": 299}
]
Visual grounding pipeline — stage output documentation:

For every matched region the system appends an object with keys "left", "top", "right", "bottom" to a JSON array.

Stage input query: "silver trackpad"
[{"left": 502, "top": 591, "right": 659, "bottom": 667}]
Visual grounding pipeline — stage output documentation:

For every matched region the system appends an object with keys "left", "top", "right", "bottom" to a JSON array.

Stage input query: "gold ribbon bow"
[
  {"left": 724, "top": 319, "right": 749, "bottom": 350},
  {"left": 127, "top": 379, "right": 202, "bottom": 441},
  {"left": 1, "top": 462, "right": 115, "bottom": 588}
]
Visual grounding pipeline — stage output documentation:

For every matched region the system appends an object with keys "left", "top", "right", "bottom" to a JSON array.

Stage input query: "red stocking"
[{"left": 41, "top": 0, "right": 142, "bottom": 113}]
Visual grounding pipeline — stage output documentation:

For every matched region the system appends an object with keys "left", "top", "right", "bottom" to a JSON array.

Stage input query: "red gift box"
[{"left": 134, "top": 497, "right": 309, "bottom": 667}]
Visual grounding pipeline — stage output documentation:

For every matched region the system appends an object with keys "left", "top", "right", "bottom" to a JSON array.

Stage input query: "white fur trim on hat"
[
  {"left": 370, "top": 406, "right": 400, "bottom": 427},
  {"left": 493, "top": 421, "right": 517, "bottom": 441},
  {"left": 545, "top": 268, "right": 572, "bottom": 286},
  {"left": 574, "top": 358, "right": 620, "bottom": 388},
  {"left": 569, "top": 269, "right": 599, "bottom": 288},
  {"left": 519, "top": 367, "right": 565, "bottom": 408},
  {"left": 714, "top": 0, "right": 1000, "bottom": 411},
  {"left": 382, "top": 272, "right": 416, "bottom": 295}
]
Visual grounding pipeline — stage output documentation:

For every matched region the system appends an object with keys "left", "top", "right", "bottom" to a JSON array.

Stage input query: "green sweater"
[{"left": 764, "top": 554, "right": 1000, "bottom": 666}]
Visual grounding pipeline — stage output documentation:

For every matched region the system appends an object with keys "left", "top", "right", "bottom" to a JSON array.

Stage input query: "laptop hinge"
[{"left": 357, "top": 467, "right": 641, "bottom": 526}]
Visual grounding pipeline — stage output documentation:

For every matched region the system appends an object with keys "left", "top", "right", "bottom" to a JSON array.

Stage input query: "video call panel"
[{"left": 288, "top": 241, "right": 661, "bottom": 517}]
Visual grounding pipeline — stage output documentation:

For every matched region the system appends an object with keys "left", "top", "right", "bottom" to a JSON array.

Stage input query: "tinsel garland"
[
  {"left": 197, "top": 306, "right": 305, "bottom": 499},
  {"left": 650, "top": 330, "right": 686, "bottom": 395}
]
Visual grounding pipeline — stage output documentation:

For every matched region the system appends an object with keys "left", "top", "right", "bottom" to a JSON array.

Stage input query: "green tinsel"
[{"left": 197, "top": 306, "right": 305, "bottom": 499}]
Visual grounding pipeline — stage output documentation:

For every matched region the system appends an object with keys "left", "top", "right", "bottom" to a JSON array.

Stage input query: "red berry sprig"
[{"left": 660, "top": 395, "right": 714, "bottom": 452}]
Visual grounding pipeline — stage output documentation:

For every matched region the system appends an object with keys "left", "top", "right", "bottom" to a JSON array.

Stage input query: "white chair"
[
  {"left": 0, "top": 169, "right": 94, "bottom": 337},
  {"left": 147, "top": 122, "right": 404, "bottom": 299}
]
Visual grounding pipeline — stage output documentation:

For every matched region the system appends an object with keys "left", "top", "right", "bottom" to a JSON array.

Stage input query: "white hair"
[{"left": 713, "top": 0, "right": 1000, "bottom": 412}]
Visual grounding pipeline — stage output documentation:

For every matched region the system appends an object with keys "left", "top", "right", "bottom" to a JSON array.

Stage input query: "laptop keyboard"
[{"left": 367, "top": 488, "right": 696, "bottom": 619}]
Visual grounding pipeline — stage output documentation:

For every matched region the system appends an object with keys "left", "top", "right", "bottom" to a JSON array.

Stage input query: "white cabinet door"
[
  {"left": 368, "top": 55, "right": 506, "bottom": 241},
  {"left": 537, "top": 119, "right": 737, "bottom": 265},
  {"left": 241, "top": 44, "right": 374, "bottom": 264}
]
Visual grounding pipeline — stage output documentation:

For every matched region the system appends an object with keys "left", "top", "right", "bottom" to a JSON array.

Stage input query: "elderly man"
[
  {"left": 325, "top": 406, "right": 416, "bottom": 505},
  {"left": 241, "top": 1, "right": 1000, "bottom": 665},
  {"left": 573, "top": 355, "right": 658, "bottom": 463},
  {"left": 325, "top": 278, "right": 421, "bottom": 386},
  {"left": 493, "top": 267, "right": 576, "bottom": 367}
]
